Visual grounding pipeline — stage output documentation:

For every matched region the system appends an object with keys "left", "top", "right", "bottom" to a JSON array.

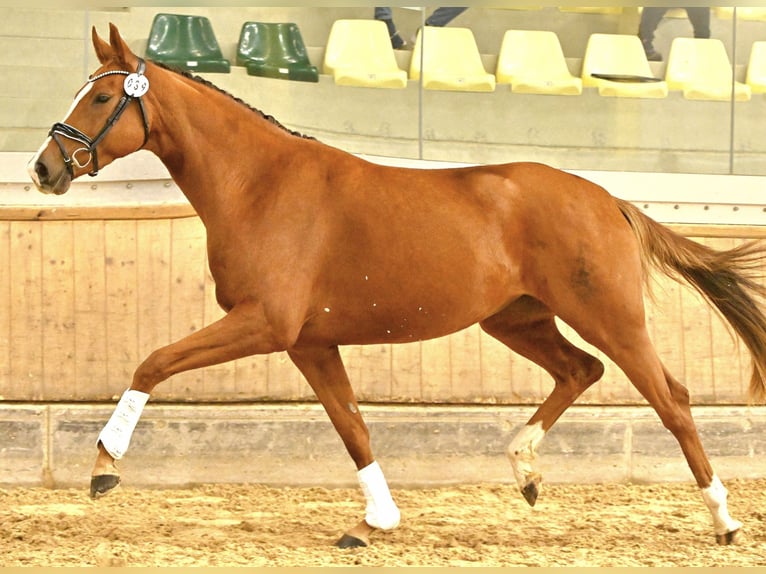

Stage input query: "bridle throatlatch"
[{"left": 49, "top": 58, "right": 151, "bottom": 177}]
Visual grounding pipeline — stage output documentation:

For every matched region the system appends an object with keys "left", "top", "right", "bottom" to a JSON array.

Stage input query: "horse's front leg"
[
  {"left": 90, "top": 300, "right": 293, "bottom": 498},
  {"left": 288, "top": 346, "right": 400, "bottom": 548}
]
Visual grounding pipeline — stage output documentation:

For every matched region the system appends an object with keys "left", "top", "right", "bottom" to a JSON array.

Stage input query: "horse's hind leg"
[
  {"left": 658, "top": 364, "right": 742, "bottom": 543},
  {"left": 563, "top": 292, "right": 742, "bottom": 544},
  {"left": 608, "top": 336, "right": 743, "bottom": 544},
  {"left": 288, "top": 345, "right": 399, "bottom": 548},
  {"left": 480, "top": 296, "right": 605, "bottom": 505}
]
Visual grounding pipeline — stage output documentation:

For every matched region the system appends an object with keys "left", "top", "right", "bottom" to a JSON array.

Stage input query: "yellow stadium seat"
[
  {"left": 746, "top": 41, "right": 766, "bottom": 94},
  {"left": 581, "top": 33, "right": 668, "bottom": 98},
  {"left": 323, "top": 19, "right": 408, "bottom": 89},
  {"left": 666, "top": 38, "right": 751, "bottom": 101},
  {"left": 559, "top": 6, "right": 623, "bottom": 14},
  {"left": 409, "top": 27, "right": 496, "bottom": 92},
  {"left": 496, "top": 29, "right": 582, "bottom": 95},
  {"left": 714, "top": 7, "right": 766, "bottom": 22}
]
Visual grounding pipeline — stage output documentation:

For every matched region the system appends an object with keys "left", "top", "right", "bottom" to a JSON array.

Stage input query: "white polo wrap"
[
  {"left": 97, "top": 389, "right": 150, "bottom": 460},
  {"left": 357, "top": 461, "right": 400, "bottom": 530}
]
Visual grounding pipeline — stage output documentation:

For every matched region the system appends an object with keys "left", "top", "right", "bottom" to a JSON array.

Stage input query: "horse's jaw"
[{"left": 31, "top": 175, "right": 72, "bottom": 196}]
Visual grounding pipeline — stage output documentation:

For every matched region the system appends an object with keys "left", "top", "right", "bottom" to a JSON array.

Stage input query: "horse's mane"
[{"left": 154, "top": 61, "right": 316, "bottom": 141}]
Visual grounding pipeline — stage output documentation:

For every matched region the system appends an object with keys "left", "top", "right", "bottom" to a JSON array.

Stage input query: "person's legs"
[
  {"left": 374, "top": 6, "right": 406, "bottom": 48},
  {"left": 374, "top": 6, "right": 392, "bottom": 20},
  {"left": 685, "top": 7, "right": 711, "bottom": 38},
  {"left": 424, "top": 7, "right": 467, "bottom": 27},
  {"left": 638, "top": 7, "right": 668, "bottom": 61}
]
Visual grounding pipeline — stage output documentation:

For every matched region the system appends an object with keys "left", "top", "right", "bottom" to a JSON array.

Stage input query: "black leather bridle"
[{"left": 49, "top": 58, "right": 151, "bottom": 177}]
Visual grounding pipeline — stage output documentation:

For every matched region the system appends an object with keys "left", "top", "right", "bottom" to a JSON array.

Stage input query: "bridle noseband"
[{"left": 49, "top": 58, "right": 150, "bottom": 177}]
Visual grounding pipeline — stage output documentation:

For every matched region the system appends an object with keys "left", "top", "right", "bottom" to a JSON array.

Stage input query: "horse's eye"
[{"left": 95, "top": 93, "right": 112, "bottom": 104}]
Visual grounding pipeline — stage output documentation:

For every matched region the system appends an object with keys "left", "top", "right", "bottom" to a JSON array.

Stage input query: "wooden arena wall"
[{"left": 2, "top": 153, "right": 763, "bottom": 406}]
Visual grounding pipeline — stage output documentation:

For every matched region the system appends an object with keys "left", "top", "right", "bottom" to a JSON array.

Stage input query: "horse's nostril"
[{"left": 35, "top": 160, "right": 49, "bottom": 182}]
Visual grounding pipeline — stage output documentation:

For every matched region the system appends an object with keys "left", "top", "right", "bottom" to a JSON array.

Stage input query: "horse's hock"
[{"left": 1, "top": 150, "right": 766, "bottom": 488}]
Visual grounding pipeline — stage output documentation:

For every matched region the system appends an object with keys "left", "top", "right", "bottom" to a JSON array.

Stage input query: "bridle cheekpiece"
[{"left": 49, "top": 58, "right": 150, "bottom": 177}]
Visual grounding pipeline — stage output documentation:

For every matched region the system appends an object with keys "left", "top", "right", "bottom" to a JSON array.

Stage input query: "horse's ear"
[
  {"left": 107, "top": 22, "right": 139, "bottom": 68},
  {"left": 92, "top": 25, "right": 113, "bottom": 64}
]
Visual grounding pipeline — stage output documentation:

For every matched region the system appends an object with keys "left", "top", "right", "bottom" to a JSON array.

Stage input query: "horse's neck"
[{"left": 147, "top": 73, "right": 284, "bottom": 222}]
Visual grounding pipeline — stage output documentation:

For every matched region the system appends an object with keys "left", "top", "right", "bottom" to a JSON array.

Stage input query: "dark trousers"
[
  {"left": 374, "top": 7, "right": 467, "bottom": 28},
  {"left": 638, "top": 7, "right": 711, "bottom": 45}
]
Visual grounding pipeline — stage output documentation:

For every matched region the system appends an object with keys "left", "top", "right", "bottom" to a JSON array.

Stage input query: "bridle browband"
[{"left": 49, "top": 58, "right": 150, "bottom": 177}]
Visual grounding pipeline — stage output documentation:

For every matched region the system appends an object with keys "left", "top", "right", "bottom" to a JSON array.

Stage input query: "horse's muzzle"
[{"left": 27, "top": 152, "right": 72, "bottom": 195}]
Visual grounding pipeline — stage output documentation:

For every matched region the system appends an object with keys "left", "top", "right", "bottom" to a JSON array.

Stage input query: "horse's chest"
[
  {"left": 205, "top": 241, "right": 285, "bottom": 313},
  {"left": 206, "top": 248, "right": 251, "bottom": 312}
]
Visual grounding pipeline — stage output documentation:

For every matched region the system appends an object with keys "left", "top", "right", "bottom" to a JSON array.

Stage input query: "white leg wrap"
[
  {"left": 358, "top": 461, "right": 400, "bottom": 530},
  {"left": 97, "top": 390, "right": 150, "bottom": 460},
  {"left": 507, "top": 421, "right": 546, "bottom": 488},
  {"left": 701, "top": 475, "right": 742, "bottom": 536}
]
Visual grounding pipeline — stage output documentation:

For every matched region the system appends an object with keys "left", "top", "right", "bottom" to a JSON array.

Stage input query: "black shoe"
[
  {"left": 390, "top": 32, "right": 407, "bottom": 50},
  {"left": 644, "top": 47, "right": 663, "bottom": 62},
  {"left": 641, "top": 40, "right": 663, "bottom": 62}
]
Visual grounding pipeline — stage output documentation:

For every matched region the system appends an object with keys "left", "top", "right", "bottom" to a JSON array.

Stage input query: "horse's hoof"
[
  {"left": 521, "top": 481, "right": 539, "bottom": 507},
  {"left": 335, "top": 533, "right": 368, "bottom": 548},
  {"left": 90, "top": 474, "right": 121, "bottom": 499},
  {"left": 716, "top": 528, "right": 742, "bottom": 545}
]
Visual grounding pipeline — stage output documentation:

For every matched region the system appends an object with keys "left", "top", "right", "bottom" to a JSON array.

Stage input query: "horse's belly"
[{"left": 295, "top": 282, "right": 516, "bottom": 347}]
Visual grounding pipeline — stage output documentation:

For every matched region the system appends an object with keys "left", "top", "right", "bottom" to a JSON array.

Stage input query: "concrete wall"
[{"left": 4, "top": 403, "right": 766, "bottom": 488}]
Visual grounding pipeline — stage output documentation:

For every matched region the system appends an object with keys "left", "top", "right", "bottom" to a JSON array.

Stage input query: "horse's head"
[{"left": 28, "top": 23, "right": 151, "bottom": 195}]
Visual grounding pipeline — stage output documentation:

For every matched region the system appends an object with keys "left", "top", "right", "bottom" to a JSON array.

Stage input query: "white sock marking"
[
  {"left": 507, "top": 421, "right": 546, "bottom": 489},
  {"left": 701, "top": 474, "right": 742, "bottom": 536}
]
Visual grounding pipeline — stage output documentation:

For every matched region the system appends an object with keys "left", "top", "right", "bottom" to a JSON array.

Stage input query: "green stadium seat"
[
  {"left": 145, "top": 13, "right": 230, "bottom": 73},
  {"left": 236, "top": 22, "right": 318, "bottom": 83}
]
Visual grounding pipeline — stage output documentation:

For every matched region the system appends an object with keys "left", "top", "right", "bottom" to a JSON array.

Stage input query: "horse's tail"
[{"left": 615, "top": 197, "right": 766, "bottom": 404}]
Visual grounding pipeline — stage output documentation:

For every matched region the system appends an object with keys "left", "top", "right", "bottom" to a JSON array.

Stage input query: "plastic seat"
[
  {"left": 714, "top": 7, "right": 766, "bottom": 22},
  {"left": 558, "top": 6, "right": 623, "bottom": 14},
  {"left": 581, "top": 33, "right": 668, "bottom": 98},
  {"left": 666, "top": 38, "right": 751, "bottom": 101},
  {"left": 746, "top": 41, "right": 766, "bottom": 94},
  {"left": 409, "top": 27, "right": 495, "bottom": 92},
  {"left": 145, "top": 13, "right": 230, "bottom": 73},
  {"left": 236, "top": 22, "right": 318, "bottom": 83},
  {"left": 323, "top": 20, "right": 407, "bottom": 89},
  {"left": 496, "top": 29, "right": 582, "bottom": 95}
]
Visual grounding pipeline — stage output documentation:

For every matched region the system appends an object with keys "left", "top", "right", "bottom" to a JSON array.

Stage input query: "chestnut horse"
[{"left": 29, "top": 24, "right": 766, "bottom": 547}]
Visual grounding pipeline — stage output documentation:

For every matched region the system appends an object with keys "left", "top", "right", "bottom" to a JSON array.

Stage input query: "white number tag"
[{"left": 124, "top": 73, "right": 149, "bottom": 97}]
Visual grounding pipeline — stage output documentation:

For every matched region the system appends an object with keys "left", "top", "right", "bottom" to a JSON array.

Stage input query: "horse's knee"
[{"left": 131, "top": 350, "right": 169, "bottom": 393}]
